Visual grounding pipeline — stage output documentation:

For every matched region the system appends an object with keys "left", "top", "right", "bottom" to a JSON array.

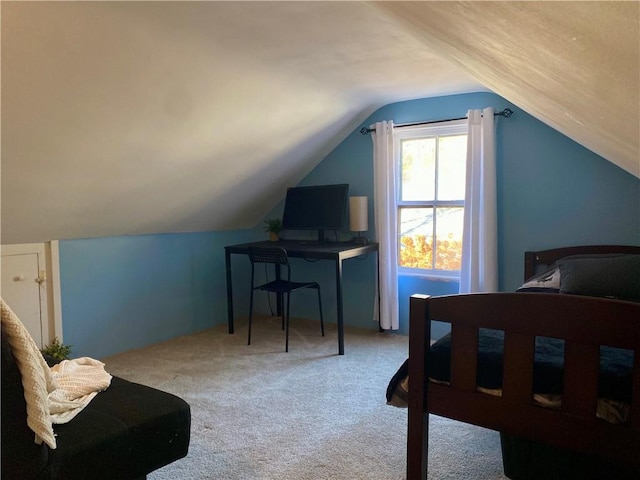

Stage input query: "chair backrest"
[
  {"left": 249, "top": 246, "right": 289, "bottom": 266},
  {"left": 249, "top": 247, "right": 291, "bottom": 282}
]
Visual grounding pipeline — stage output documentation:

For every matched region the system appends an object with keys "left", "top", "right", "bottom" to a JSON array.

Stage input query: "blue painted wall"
[
  {"left": 58, "top": 91, "right": 640, "bottom": 357},
  {"left": 279, "top": 91, "right": 640, "bottom": 335},
  {"left": 59, "top": 229, "right": 258, "bottom": 358}
]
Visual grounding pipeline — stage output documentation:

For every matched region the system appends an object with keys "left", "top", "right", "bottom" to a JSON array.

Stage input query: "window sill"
[{"left": 398, "top": 270, "right": 460, "bottom": 283}]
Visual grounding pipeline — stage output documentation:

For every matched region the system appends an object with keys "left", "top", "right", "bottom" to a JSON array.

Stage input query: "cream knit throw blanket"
[
  {"left": 1, "top": 298, "right": 112, "bottom": 449},
  {"left": 49, "top": 357, "right": 112, "bottom": 424}
]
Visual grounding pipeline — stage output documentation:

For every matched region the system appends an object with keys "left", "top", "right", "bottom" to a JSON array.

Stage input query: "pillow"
[
  {"left": 516, "top": 265, "right": 561, "bottom": 293},
  {"left": 558, "top": 254, "right": 640, "bottom": 302}
]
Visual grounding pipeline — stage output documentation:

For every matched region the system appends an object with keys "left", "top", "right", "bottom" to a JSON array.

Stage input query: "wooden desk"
[{"left": 225, "top": 240, "right": 379, "bottom": 355}]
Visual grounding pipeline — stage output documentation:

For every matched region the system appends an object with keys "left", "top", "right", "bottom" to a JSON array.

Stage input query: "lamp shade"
[{"left": 349, "top": 196, "right": 368, "bottom": 232}]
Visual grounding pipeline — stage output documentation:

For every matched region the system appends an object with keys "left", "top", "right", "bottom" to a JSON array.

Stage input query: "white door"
[{"left": 1, "top": 247, "right": 49, "bottom": 348}]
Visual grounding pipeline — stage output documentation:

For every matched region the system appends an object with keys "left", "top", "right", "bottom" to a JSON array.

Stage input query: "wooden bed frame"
[{"left": 406, "top": 245, "right": 640, "bottom": 479}]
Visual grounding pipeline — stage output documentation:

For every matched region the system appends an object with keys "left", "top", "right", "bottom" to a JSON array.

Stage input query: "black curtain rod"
[{"left": 360, "top": 107, "right": 513, "bottom": 135}]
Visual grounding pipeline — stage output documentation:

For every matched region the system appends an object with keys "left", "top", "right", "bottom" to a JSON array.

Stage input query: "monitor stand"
[{"left": 317, "top": 230, "right": 326, "bottom": 243}]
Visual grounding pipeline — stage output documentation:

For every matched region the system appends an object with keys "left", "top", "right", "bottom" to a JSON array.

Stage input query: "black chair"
[{"left": 247, "top": 246, "right": 324, "bottom": 352}]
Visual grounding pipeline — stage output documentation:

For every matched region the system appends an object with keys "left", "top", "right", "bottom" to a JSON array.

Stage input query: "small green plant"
[
  {"left": 263, "top": 218, "right": 282, "bottom": 234},
  {"left": 41, "top": 337, "right": 72, "bottom": 360}
]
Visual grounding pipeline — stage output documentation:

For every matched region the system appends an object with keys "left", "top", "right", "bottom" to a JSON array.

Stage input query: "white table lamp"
[{"left": 349, "top": 196, "right": 368, "bottom": 244}]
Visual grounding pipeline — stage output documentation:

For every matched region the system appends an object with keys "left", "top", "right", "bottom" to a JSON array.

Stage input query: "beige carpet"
[{"left": 102, "top": 315, "right": 508, "bottom": 479}]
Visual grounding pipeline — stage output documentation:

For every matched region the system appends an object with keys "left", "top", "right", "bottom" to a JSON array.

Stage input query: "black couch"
[{"left": 1, "top": 336, "right": 191, "bottom": 480}]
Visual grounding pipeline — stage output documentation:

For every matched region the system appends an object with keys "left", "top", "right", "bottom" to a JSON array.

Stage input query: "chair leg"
[
  {"left": 317, "top": 287, "right": 324, "bottom": 337},
  {"left": 285, "top": 293, "right": 291, "bottom": 352},
  {"left": 248, "top": 289, "right": 255, "bottom": 346},
  {"left": 281, "top": 295, "right": 285, "bottom": 330}
]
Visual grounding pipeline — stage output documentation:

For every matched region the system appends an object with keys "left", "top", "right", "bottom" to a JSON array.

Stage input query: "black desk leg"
[
  {"left": 335, "top": 258, "right": 345, "bottom": 355},
  {"left": 225, "top": 249, "right": 234, "bottom": 334},
  {"left": 276, "top": 264, "right": 283, "bottom": 316}
]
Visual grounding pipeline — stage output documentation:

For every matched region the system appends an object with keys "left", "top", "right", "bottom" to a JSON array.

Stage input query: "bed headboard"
[{"left": 524, "top": 245, "right": 640, "bottom": 281}]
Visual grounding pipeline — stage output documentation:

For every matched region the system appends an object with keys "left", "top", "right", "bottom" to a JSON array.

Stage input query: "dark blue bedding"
[
  {"left": 428, "top": 330, "right": 633, "bottom": 401},
  {"left": 386, "top": 330, "right": 633, "bottom": 405},
  {"left": 387, "top": 252, "right": 640, "bottom": 405}
]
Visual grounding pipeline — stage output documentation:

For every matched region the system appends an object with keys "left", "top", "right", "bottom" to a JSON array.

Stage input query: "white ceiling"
[{"left": 1, "top": 1, "right": 637, "bottom": 245}]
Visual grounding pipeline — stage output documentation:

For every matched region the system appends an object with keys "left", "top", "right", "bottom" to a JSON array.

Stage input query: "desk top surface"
[{"left": 225, "top": 239, "right": 378, "bottom": 259}]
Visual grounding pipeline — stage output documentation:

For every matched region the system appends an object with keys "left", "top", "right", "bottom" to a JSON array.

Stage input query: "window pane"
[
  {"left": 399, "top": 207, "right": 433, "bottom": 269},
  {"left": 401, "top": 138, "right": 435, "bottom": 201},
  {"left": 434, "top": 207, "right": 464, "bottom": 271},
  {"left": 437, "top": 135, "right": 467, "bottom": 201}
]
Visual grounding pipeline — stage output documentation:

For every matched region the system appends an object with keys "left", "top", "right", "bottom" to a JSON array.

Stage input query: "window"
[{"left": 395, "top": 120, "right": 467, "bottom": 278}]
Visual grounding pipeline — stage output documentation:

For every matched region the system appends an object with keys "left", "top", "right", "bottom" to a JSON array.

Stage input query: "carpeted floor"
[{"left": 102, "top": 315, "right": 508, "bottom": 479}]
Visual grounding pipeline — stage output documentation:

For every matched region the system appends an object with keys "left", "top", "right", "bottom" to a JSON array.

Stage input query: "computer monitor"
[{"left": 281, "top": 184, "right": 349, "bottom": 242}]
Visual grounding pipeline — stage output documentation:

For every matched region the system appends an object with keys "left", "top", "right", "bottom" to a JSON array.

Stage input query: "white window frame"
[{"left": 394, "top": 120, "right": 467, "bottom": 280}]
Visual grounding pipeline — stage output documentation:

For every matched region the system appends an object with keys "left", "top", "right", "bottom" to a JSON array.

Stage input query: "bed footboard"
[{"left": 406, "top": 293, "right": 640, "bottom": 480}]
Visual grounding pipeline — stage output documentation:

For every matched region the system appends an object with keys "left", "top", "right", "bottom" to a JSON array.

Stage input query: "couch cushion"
[
  {"left": 45, "top": 376, "right": 190, "bottom": 480},
  {"left": 89, "top": 377, "right": 191, "bottom": 476}
]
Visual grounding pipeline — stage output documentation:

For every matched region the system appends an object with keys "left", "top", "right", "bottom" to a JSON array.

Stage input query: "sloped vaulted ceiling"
[
  {"left": 0, "top": 1, "right": 482, "bottom": 244},
  {"left": 1, "top": 1, "right": 638, "bottom": 245},
  {"left": 372, "top": 1, "right": 640, "bottom": 178}
]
